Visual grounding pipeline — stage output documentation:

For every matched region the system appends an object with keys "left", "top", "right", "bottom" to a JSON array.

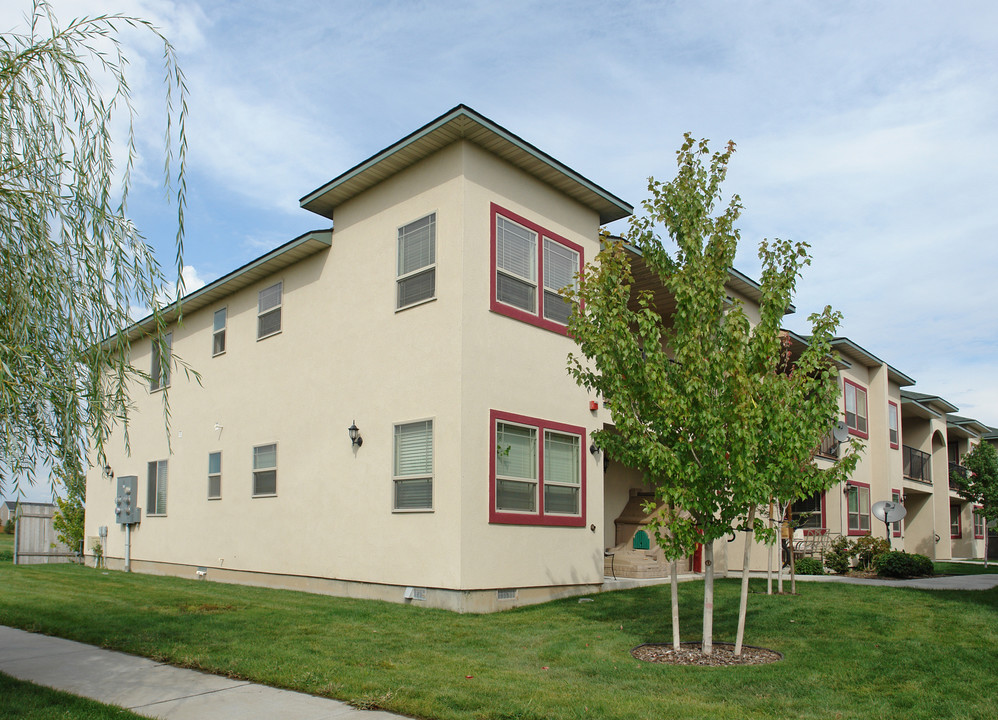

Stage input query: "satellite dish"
[
  {"left": 872, "top": 500, "right": 906, "bottom": 524},
  {"left": 832, "top": 420, "right": 850, "bottom": 444}
]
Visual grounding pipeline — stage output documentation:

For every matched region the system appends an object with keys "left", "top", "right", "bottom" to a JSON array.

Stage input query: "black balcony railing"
[
  {"left": 949, "top": 462, "right": 970, "bottom": 490},
  {"left": 903, "top": 445, "right": 932, "bottom": 484}
]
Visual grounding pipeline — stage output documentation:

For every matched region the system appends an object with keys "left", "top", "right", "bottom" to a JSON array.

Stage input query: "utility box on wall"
[{"left": 115, "top": 476, "right": 141, "bottom": 525}]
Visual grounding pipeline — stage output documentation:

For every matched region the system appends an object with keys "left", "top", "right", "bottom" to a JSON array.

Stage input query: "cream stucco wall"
[{"left": 85, "top": 140, "right": 613, "bottom": 609}]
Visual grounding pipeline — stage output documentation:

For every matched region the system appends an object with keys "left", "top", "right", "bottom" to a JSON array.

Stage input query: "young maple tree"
[
  {"left": 566, "top": 135, "right": 857, "bottom": 654},
  {"left": 953, "top": 441, "right": 998, "bottom": 567}
]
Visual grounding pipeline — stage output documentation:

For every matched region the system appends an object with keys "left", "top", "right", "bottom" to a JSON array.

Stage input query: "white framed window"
[
  {"left": 950, "top": 504, "right": 962, "bottom": 538},
  {"left": 891, "top": 489, "right": 902, "bottom": 537},
  {"left": 257, "top": 282, "right": 282, "bottom": 339},
  {"left": 253, "top": 443, "right": 277, "bottom": 496},
  {"left": 397, "top": 214, "right": 436, "bottom": 309},
  {"left": 212, "top": 307, "right": 227, "bottom": 356},
  {"left": 208, "top": 451, "right": 222, "bottom": 500},
  {"left": 542, "top": 238, "right": 579, "bottom": 325},
  {"left": 150, "top": 332, "right": 172, "bottom": 391},
  {"left": 393, "top": 420, "right": 433, "bottom": 510},
  {"left": 974, "top": 508, "right": 986, "bottom": 539},
  {"left": 495, "top": 215, "right": 538, "bottom": 314},
  {"left": 490, "top": 410, "right": 585, "bottom": 526},
  {"left": 147, "top": 460, "right": 168, "bottom": 515},
  {"left": 888, "top": 401, "right": 899, "bottom": 448}
]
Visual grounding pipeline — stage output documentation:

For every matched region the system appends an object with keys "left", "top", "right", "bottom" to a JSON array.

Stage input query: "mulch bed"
[{"left": 631, "top": 642, "right": 783, "bottom": 666}]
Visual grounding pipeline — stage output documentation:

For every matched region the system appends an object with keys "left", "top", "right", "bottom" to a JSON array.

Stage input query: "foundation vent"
[
  {"left": 497, "top": 588, "right": 517, "bottom": 601},
  {"left": 403, "top": 586, "right": 426, "bottom": 601}
]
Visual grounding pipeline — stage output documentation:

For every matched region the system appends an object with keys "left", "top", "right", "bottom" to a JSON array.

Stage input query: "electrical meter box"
[{"left": 115, "top": 475, "right": 141, "bottom": 525}]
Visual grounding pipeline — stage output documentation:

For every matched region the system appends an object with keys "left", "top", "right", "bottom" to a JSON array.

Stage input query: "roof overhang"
[
  {"left": 121, "top": 230, "right": 332, "bottom": 342},
  {"left": 300, "top": 105, "right": 633, "bottom": 226},
  {"left": 900, "top": 389, "right": 959, "bottom": 418},
  {"left": 947, "top": 416, "right": 991, "bottom": 439},
  {"left": 828, "top": 338, "right": 915, "bottom": 386}
]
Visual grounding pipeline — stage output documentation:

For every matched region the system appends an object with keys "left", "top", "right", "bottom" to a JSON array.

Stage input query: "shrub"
[
  {"left": 825, "top": 536, "right": 854, "bottom": 574},
  {"left": 3, "top": 519, "right": 13, "bottom": 534},
  {"left": 794, "top": 556, "right": 824, "bottom": 575},
  {"left": 874, "top": 551, "right": 935, "bottom": 578},
  {"left": 853, "top": 535, "right": 890, "bottom": 570},
  {"left": 0, "top": 549, "right": 12, "bottom": 562}
]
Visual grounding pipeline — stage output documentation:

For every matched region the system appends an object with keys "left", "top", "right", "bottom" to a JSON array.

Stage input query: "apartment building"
[{"left": 85, "top": 106, "right": 992, "bottom": 609}]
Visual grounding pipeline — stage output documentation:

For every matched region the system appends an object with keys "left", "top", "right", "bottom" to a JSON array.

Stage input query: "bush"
[
  {"left": 825, "top": 536, "right": 854, "bottom": 574},
  {"left": 794, "top": 556, "right": 824, "bottom": 575},
  {"left": 0, "top": 549, "right": 12, "bottom": 562},
  {"left": 853, "top": 535, "right": 890, "bottom": 570},
  {"left": 874, "top": 551, "right": 934, "bottom": 578},
  {"left": 3, "top": 519, "right": 13, "bottom": 534}
]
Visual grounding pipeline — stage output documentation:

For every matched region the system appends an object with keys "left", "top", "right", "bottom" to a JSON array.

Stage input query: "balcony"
[
  {"left": 949, "top": 462, "right": 970, "bottom": 490},
  {"left": 815, "top": 431, "right": 838, "bottom": 460},
  {"left": 903, "top": 445, "right": 932, "bottom": 484}
]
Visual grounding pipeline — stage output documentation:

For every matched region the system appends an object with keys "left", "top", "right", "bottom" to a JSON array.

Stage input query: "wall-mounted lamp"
[
  {"left": 103, "top": 465, "right": 114, "bottom": 480},
  {"left": 348, "top": 421, "right": 363, "bottom": 447},
  {"left": 589, "top": 443, "right": 599, "bottom": 457}
]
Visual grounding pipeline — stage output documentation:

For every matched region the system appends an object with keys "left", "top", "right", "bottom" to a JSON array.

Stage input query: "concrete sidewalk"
[{"left": 0, "top": 626, "right": 403, "bottom": 720}]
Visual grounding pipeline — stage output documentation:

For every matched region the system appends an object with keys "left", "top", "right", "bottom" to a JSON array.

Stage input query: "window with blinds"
[
  {"left": 397, "top": 214, "right": 436, "bottom": 309},
  {"left": 394, "top": 420, "right": 433, "bottom": 510},
  {"left": 491, "top": 205, "right": 582, "bottom": 334},
  {"left": 257, "top": 282, "right": 282, "bottom": 339},
  {"left": 253, "top": 443, "right": 277, "bottom": 496},
  {"left": 844, "top": 379, "right": 868, "bottom": 437},
  {"left": 147, "top": 460, "right": 168, "bottom": 515},
  {"left": 490, "top": 410, "right": 585, "bottom": 526}
]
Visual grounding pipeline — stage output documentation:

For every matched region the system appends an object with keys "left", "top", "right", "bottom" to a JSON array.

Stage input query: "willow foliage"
[{"left": 0, "top": 1, "right": 187, "bottom": 494}]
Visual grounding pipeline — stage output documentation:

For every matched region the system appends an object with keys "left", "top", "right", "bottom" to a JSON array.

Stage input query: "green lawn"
[
  {"left": 0, "top": 533, "right": 12, "bottom": 555},
  {"left": 0, "top": 672, "right": 145, "bottom": 720},
  {"left": 935, "top": 561, "right": 998, "bottom": 575},
  {"left": 1, "top": 563, "right": 996, "bottom": 720}
]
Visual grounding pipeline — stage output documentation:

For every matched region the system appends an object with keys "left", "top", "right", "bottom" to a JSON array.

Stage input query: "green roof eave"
[
  {"left": 121, "top": 230, "right": 332, "bottom": 342},
  {"left": 300, "top": 105, "right": 633, "bottom": 226}
]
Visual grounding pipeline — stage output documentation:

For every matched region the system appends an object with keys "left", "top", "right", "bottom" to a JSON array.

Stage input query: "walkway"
[{"left": 0, "top": 626, "right": 403, "bottom": 719}]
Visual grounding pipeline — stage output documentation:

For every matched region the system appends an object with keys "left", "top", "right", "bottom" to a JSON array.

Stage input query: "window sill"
[
  {"left": 149, "top": 386, "right": 169, "bottom": 394},
  {"left": 207, "top": 497, "right": 221, "bottom": 501},
  {"left": 257, "top": 330, "right": 282, "bottom": 342},
  {"left": 392, "top": 508, "right": 434, "bottom": 513},
  {"left": 395, "top": 296, "right": 437, "bottom": 313},
  {"left": 212, "top": 351, "right": 226, "bottom": 358},
  {"left": 847, "top": 427, "right": 869, "bottom": 440},
  {"left": 252, "top": 493, "right": 277, "bottom": 499},
  {"left": 146, "top": 513, "right": 167, "bottom": 518}
]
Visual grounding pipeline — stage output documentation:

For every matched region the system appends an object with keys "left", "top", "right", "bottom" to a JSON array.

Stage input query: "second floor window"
[
  {"left": 397, "top": 214, "right": 436, "bottom": 309},
  {"left": 150, "top": 332, "right": 172, "bottom": 391},
  {"left": 213, "top": 308, "right": 227, "bottom": 355},
  {"left": 888, "top": 401, "right": 899, "bottom": 448},
  {"left": 844, "top": 379, "right": 868, "bottom": 437},
  {"left": 258, "top": 282, "right": 282, "bottom": 339},
  {"left": 147, "top": 459, "right": 168, "bottom": 515},
  {"left": 491, "top": 204, "right": 582, "bottom": 334}
]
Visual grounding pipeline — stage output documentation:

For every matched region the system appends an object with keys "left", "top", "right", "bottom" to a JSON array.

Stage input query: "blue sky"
[{"left": 5, "top": 1, "right": 998, "bottom": 500}]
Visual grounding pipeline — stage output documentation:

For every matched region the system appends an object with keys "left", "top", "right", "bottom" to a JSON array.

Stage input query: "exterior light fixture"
[
  {"left": 348, "top": 421, "right": 363, "bottom": 447},
  {"left": 103, "top": 465, "right": 114, "bottom": 479},
  {"left": 589, "top": 443, "right": 599, "bottom": 457}
]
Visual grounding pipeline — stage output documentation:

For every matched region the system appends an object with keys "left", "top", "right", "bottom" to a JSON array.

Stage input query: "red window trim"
[
  {"left": 490, "top": 203, "right": 584, "bottom": 336},
  {"left": 974, "top": 505, "right": 985, "bottom": 539},
  {"left": 846, "top": 481, "right": 871, "bottom": 536},
  {"left": 891, "top": 489, "right": 903, "bottom": 537},
  {"left": 489, "top": 409, "right": 586, "bottom": 527},
  {"left": 888, "top": 401, "right": 900, "bottom": 449},
  {"left": 843, "top": 379, "right": 869, "bottom": 439},
  {"left": 950, "top": 504, "right": 962, "bottom": 539}
]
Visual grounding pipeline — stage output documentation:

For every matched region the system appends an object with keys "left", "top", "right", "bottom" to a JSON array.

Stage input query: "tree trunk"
[
  {"left": 985, "top": 529, "right": 990, "bottom": 569},
  {"left": 789, "top": 538, "right": 797, "bottom": 595},
  {"left": 767, "top": 506, "right": 774, "bottom": 595},
  {"left": 702, "top": 541, "right": 714, "bottom": 654},
  {"left": 734, "top": 505, "right": 756, "bottom": 655},
  {"left": 671, "top": 559, "right": 680, "bottom": 650}
]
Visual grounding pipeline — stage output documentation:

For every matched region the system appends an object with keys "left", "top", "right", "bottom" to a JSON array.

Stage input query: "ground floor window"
[
  {"left": 951, "top": 504, "right": 962, "bottom": 539},
  {"left": 253, "top": 444, "right": 277, "bottom": 496},
  {"left": 974, "top": 508, "right": 986, "bottom": 539},
  {"left": 790, "top": 492, "right": 824, "bottom": 531},
  {"left": 146, "top": 460, "right": 168, "bottom": 515},
  {"left": 490, "top": 410, "right": 585, "bottom": 527},
  {"left": 891, "top": 489, "right": 902, "bottom": 537},
  {"left": 394, "top": 419, "right": 433, "bottom": 511},
  {"left": 846, "top": 482, "right": 870, "bottom": 535}
]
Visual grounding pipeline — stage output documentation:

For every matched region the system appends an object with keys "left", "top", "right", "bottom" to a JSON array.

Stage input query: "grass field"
[
  {"left": 1, "top": 563, "right": 996, "bottom": 720},
  {"left": 0, "top": 672, "right": 145, "bottom": 720}
]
